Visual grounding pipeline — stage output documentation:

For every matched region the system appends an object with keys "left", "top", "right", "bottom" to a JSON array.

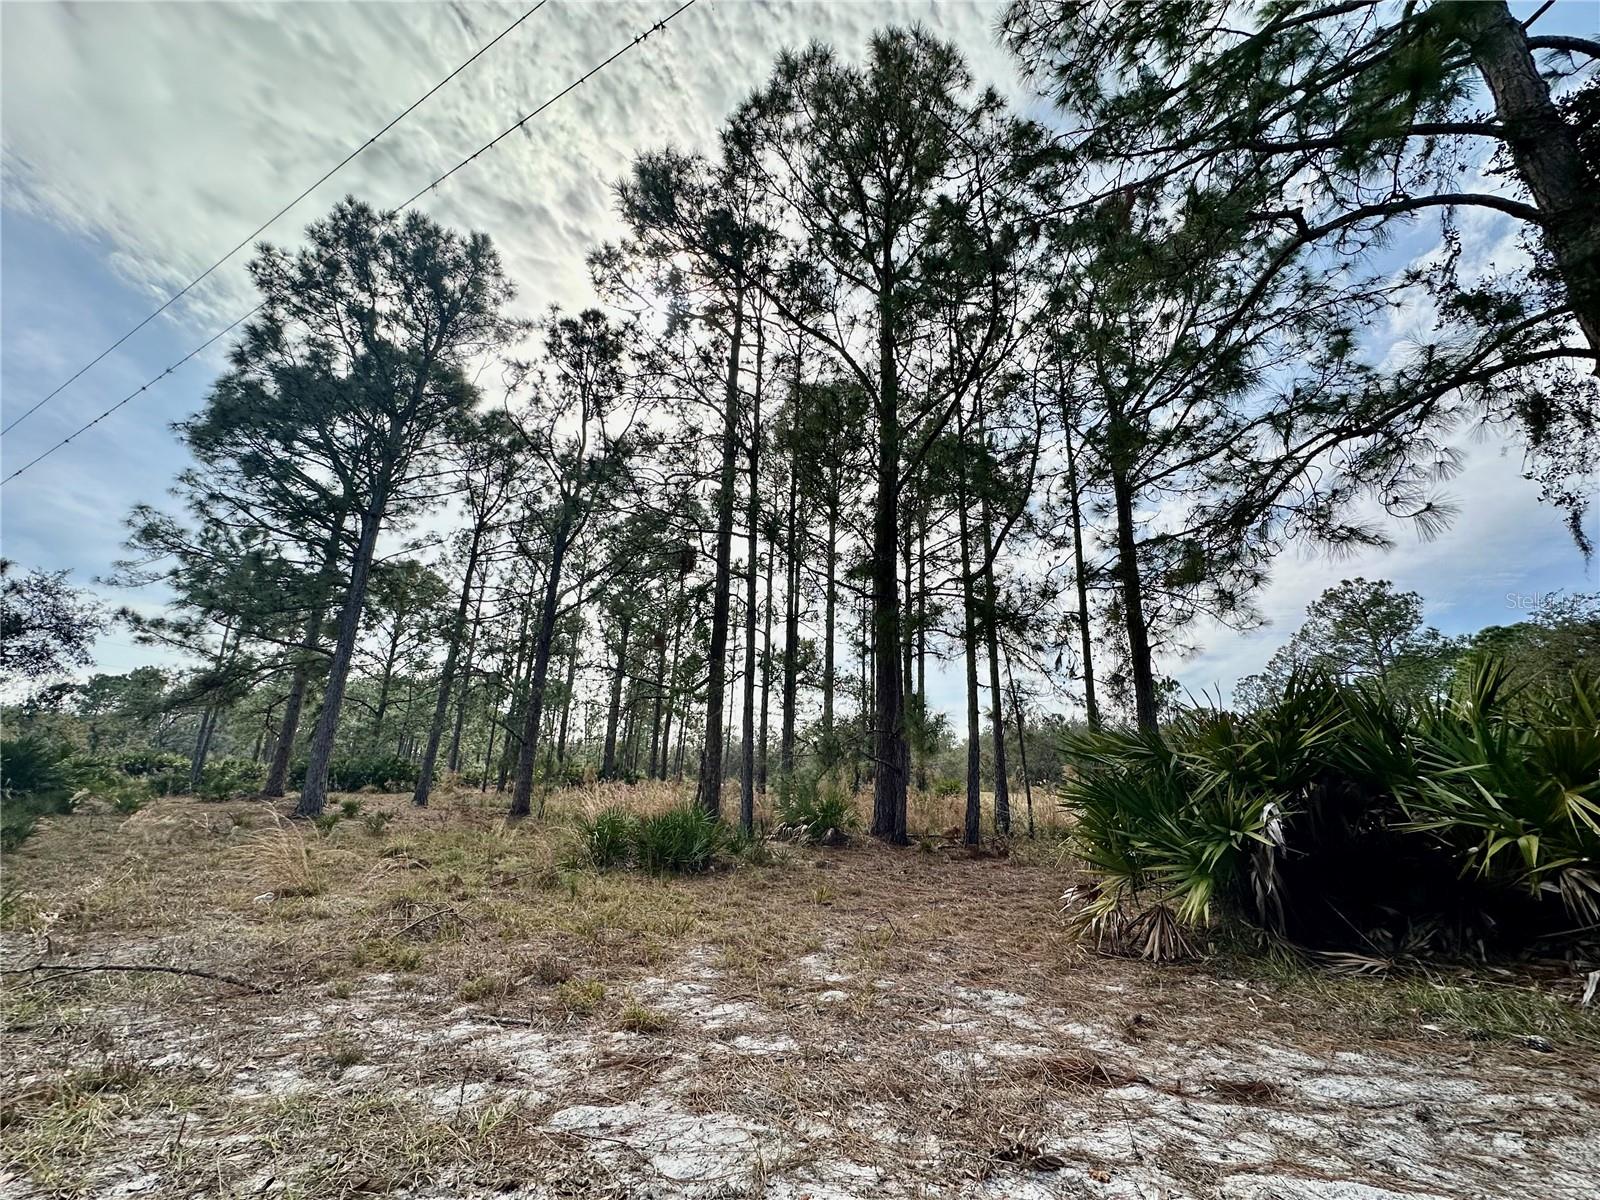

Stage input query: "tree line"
[{"left": 15, "top": 4, "right": 1597, "bottom": 846}]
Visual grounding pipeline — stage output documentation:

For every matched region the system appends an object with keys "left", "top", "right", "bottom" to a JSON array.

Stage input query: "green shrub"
[
  {"left": 1, "top": 735, "right": 78, "bottom": 849},
  {"left": 634, "top": 804, "right": 723, "bottom": 874},
  {"left": 538, "top": 753, "right": 589, "bottom": 788},
  {"left": 1354, "top": 662, "right": 1600, "bottom": 925},
  {"left": 196, "top": 757, "right": 263, "bottom": 801},
  {"left": 775, "top": 773, "right": 857, "bottom": 845},
  {"left": 60, "top": 754, "right": 152, "bottom": 814},
  {"left": 1060, "top": 663, "right": 1600, "bottom": 957},
  {"left": 576, "top": 806, "right": 639, "bottom": 869},
  {"left": 107, "top": 750, "right": 190, "bottom": 779},
  {"left": 292, "top": 754, "right": 421, "bottom": 792}
]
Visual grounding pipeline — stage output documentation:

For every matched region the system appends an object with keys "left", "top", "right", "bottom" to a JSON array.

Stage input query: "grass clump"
[
  {"left": 458, "top": 972, "right": 515, "bottom": 1002},
  {"left": 617, "top": 1002, "right": 673, "bottom": 1033},
  {"left": 775, "top": 773, "right": 857, "bottom": 845},
  {"left": 572, "top": 802, "right": 727, "bottom": 874},
  {"left": 554, "top": 978, "right": 605, "bottom": 1016},
  {"left": 634, "top": 804, "right": 723, "bottom": 874},
  {"left": 576, "top": 806, "right": 639, "bottom": 869}
]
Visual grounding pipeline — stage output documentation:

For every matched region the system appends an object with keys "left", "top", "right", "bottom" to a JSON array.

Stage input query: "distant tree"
[
  {"left": 0, "top": 561, "right": 105, "bottom": 691},
  {"left": 614, "top": 132, "right": 772, "bottom": 819},
  {"left": 413, "top": 414, "right": 521, "bottom": 806},
  {"left": 1236, "top": 577, "right": 1457, "bottom": 706},
  {"left": 1457, "top": 590, "right": 1599, "bottom": 690},
  {"left": 359, "top": 558, "right": 450, "bottom": 748}
]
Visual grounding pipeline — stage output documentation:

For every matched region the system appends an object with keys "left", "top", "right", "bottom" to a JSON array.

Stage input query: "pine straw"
[{"left": 3, "top": 787, "right": 1598, "bottom": 1198}]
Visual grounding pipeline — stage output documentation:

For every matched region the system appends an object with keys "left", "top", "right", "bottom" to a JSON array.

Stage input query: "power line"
[
  {"left": 1, "top": 1, "right": 550, "bottom": 439},
  {"left": 2, "top": 0, "right": 700, "bottom": 488}
]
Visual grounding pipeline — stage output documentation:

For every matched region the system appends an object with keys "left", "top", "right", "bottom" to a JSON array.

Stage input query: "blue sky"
[{"left": 2, "top": 0, "right": 1595, "bottom": 714}]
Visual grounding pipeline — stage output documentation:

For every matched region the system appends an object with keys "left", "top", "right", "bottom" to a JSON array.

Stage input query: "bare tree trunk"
[
  {"left": 1461, "top": 0, "right": 1600, "bottom": 361},
  {"left": 266, "top": 521, "right": 345, "bottom": 797},
  {"left": 601, "top": 608, "right": 632, "bottom": 780},
  {"left": 414, "top": 524, "right": 485, "bottom": 806},
  {"left": 697, "top": 282, "right": 744, "bottom": 818},
  {"left": 1063, "top": 420, "right": 1100, "bottom": 728},
  {"left": 299, "top": 499, "right": 386, "bottom": 817}
]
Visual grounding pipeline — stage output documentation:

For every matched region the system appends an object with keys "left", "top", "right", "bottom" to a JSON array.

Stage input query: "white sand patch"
[
  {"left": 1221, "top": 1177, "right": 1453, "bottom": 1200},
  {"left": 546, "top": 1101, "right": 769, "bottom": 1189}
]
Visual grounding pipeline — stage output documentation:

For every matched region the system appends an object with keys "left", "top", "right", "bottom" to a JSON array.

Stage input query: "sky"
[{"left": 1, "top": 0, "right": 1595, "bottom": 720}]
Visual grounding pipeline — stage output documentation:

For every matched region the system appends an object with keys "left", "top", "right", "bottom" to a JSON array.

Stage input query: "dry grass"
[{"left": 2, "top": 783, "right": 1597, "bottom": 1199}]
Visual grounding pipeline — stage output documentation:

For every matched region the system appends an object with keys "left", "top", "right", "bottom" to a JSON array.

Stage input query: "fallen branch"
[{"left": 0, "top": 961, "right": 276, "bottom": 994}]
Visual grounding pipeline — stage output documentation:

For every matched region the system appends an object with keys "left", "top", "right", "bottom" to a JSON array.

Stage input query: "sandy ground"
[{"left": 2, "top": 791, "right": 1596, "bottom": 1199}]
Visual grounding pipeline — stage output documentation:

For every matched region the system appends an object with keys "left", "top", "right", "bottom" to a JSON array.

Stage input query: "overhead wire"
[
  {"left": 2, "top": 0, "right": 701, "bottom": 487},
  {"left": 2, "top": 1, "right": 551, "bottom": 439}
]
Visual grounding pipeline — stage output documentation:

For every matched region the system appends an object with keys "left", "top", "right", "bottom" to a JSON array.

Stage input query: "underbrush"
[
  {"left": 573, "top": 802, "right": 734, "bottom": 874},
  {"left": 1061, "top": 661, "right": 1600, "bottom": 959},
  {"left": 292, "top": 753, "right": 420, "bottom": 793},
  {"left": 774, "top": 772, "right": 857, "bottom": 845}
]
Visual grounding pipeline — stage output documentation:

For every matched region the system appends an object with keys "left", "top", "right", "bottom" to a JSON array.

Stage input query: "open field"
[{"left": 3, "top": 785, "right": 1597, "bottom": 1200}]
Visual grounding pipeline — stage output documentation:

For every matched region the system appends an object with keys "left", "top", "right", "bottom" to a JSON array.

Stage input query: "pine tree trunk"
[
  {"left": 601, "top": 609, "right": 632, "bottom": 780},
  {"left": 497, "top": 594, "right": 535, "bottom": 792},
  {"left": 510, "top": 525, "right": 571, "bottom": 816},
  {"left": 740, "top": 328, "right": 762, "bottom": 832},
  {"left": 299, "top": 501, "right": 386, "bottom": 817},
  {"left": 649, "top": 606, "right": 668, "bottom": 780},
  {"left": 1063, "top": 423, "right": 1101, "bottom": 728},
  {"left": 447, "top": 575, "right": 486, "bottom": 774},
  {"left": 1006, "top": 657, "right": 1035, "bottom": 838},
  {"left": 413, "top": 524, "right": 485, "bottom": 807},
  {"left": 779, "top": 457, "right": 801, "bottom": 776},
  {"left": 821, "top": 481, "right": 839, "bottom": 745},
  {"left": 266, "top": 522, "right": 345, "bottom": 797},
  {"left": 697, "top": 284, "right": 744, "bottom": 818},
  {"left": 556, "top": 575, "right": 585, "bottom": 762},
  {"left": 660, "top": 573, "right": 685, "bottom": 781},
  {"left": 958, "top": 422, "right": 982, "bottom": 847},
  {"left": 1110, "top": 464, "right": 1158, "bottom": 731},
  {"left": 915, "top": 511, "right": 928, "bottom": 791},
  {"left": 758, "top": 526, "right": 774, "bottom": 792},
  {"left": 870, "top": 369, "right": 908, "bottom": 844},
  {"left": 1461, "top": 0, "right": 1600, "bottom": 361},
  {"left": 976, "top": 393, "right": 1010, "bottom": 836}
]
